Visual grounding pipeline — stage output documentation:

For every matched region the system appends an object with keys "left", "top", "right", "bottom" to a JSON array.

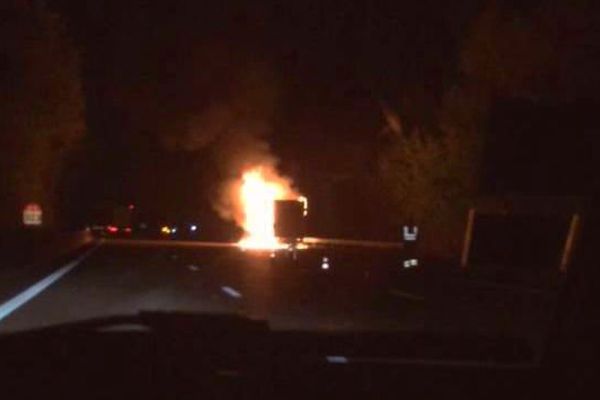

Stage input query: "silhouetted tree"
[
  {"left": 379, "top": 88, "right": 483, "bottom": 258},
  {"left": 378, "top": 1, "right": 598, "bottom": 258},
  {"left": 461, "top": 1, "right": 599, "bottom": 101},
  {"left": 0, "top": 1, "right": 85, "bottom": 228}
]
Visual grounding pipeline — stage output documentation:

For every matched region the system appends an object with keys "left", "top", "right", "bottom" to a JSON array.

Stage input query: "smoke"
[
  {"left": 211, "top": 132, "right": 283, "bottom": 226},
  {"left": 161, "top": 59, "right": 292, "bottom": 226}
]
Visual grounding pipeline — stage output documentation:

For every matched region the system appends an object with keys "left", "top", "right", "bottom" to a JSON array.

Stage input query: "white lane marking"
[
  {"left": 326, "top": 355, "right": 349, "bottom": 364},
  {"left": 389, "top": 289, "right": 425, "bottom": 302},
  {"left": 0, "top": 245, "right": 99, "bottom": 322},
  {"left": 221, "top": 286, "right": 242, "bottom": 299}
]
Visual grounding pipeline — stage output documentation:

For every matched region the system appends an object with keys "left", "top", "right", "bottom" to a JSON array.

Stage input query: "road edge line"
[{"left": 0, "top": 244, "right": 100, "bottom": 322}]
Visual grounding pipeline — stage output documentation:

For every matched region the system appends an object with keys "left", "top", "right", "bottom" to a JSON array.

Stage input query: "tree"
[
  {"left": 378, "top": 0, "right": 599, "bottom": 259},
  {"left": 0, "top": 1, "right": 85, "bottom": 228},
  {"left": 379, "top": 88, "right": 483, "bottom": 258},
  {"left": 461, "top": 1, "right": 599, "bottom": 101}
]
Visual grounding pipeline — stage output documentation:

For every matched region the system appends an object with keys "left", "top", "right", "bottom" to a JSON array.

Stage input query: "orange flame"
[{"left": 237, "top": 167, "right": 298, "bottom": 250}]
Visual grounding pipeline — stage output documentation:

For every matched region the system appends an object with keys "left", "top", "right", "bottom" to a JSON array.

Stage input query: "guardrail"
[{"left": 303, "top": 237, "right": 404, "bottom": 249}]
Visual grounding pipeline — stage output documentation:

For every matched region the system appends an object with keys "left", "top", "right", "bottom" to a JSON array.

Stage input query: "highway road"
[
  {"left": 0, "top": 239, "right": 426, "bottom": 334},
  {"left": 0, "top": 237, "right": 557, "bottom": 360}
]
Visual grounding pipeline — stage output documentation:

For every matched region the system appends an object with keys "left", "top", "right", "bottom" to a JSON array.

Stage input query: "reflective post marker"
[{"left": 461, "top": 208, "right": 475, "bottom": 269}]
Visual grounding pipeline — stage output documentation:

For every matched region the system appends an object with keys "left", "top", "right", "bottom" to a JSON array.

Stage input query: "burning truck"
[
  {"left": 274, "top": 198, "right": 307, "bottom": 244},
  {"left": 226, "top": 165, "right": 413, "bottom": 274},
  {"left": 236, "top": 167, "right": 307, "bottom": 250}
]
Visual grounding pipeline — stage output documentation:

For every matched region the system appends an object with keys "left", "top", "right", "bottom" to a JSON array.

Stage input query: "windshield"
[{"left": 1, "top": 0, "right": 598, "bottom": 362}]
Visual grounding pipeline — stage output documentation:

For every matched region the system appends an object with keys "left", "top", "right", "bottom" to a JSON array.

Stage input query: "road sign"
[
  {"left": 403, "top": 226, "right": 418, "bottom": 241},
  {"left": 23, "top": 203, "right": 43, "bottom": 226}
]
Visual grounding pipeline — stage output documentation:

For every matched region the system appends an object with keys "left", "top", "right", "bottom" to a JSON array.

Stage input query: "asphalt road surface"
[
  {"left": 0, "top": 238, "right": 557, "bottom": 359},
  {"left": 0, "top": 239, "right": 426, "bottom": 334}
]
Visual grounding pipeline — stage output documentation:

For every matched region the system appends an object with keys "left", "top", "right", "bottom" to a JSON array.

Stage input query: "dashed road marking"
[
  {"left": 221, "top": 286, "right": 242, "bottom": 299},
  {"left": 389, "top": 289, "right": 425, "bottom": 302}
]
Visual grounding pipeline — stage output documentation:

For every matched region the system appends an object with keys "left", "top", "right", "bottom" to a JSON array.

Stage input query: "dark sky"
[
  {"left": 49, "top": 0, "right": 600, "bottom": 228},
  {"left": 61, "top": 0, "right": 479, "bottom": 139},
  {"left": 51, "top": 1, "right": 481, "bottom": 213}
]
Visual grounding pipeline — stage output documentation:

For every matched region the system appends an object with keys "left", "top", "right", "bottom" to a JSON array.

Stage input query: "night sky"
[{"left": 49, "top": 0, "right": 600, "bottom": 233}]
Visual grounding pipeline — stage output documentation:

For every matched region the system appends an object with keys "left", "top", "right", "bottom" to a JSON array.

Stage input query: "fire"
[{"left": 237, "top": 167, "right": 297, "bottom": 250}]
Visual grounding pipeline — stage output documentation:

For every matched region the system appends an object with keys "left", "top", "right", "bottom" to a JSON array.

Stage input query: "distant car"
[
  {"left": 159, "top": 223, "right": 200, "bottom": 239},
  {"left": 89, "top": 224, "right": 133, "bottom": 238}
]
